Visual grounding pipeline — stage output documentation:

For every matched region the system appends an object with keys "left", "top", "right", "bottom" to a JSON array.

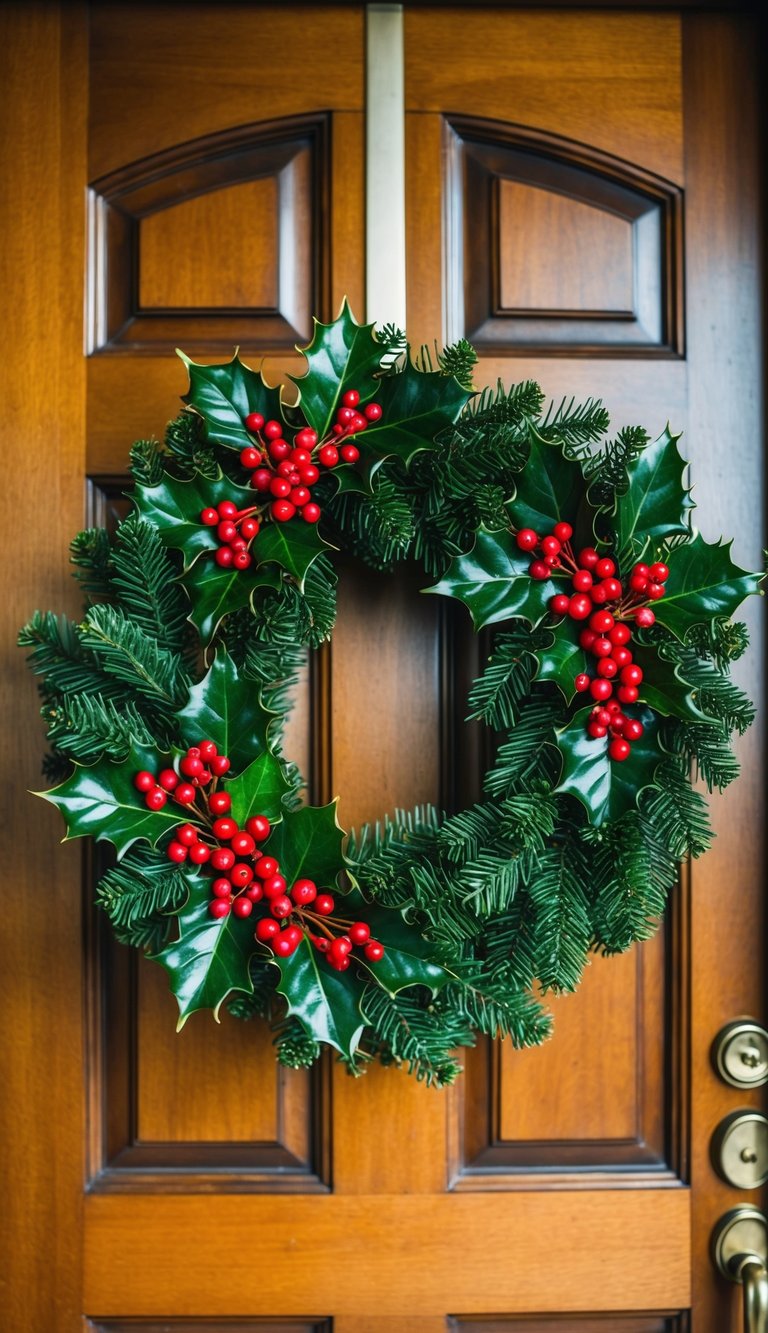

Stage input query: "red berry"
[
  {"left": 572, "top": 570, "right": 593, "bottom": 593},
  {"left": 246, "top": 815, "right": 270, "bottom": 841},
  {"left": 212, "top": 817, "right": 237, "bottom": 841},
  {"left": 174, "top": 783, "right": 196, "bottom": 805},
  {"left": 231, "top": 832, "right": 255, "bottom": 858},
  {"left": 240, "top": 517, "right": 259, "bottom": 540},
  {"left": 590, "top": 678, "right": 613, "bottom": 701},
  {"left": 232, "top": 898, "right": 253, "bottom": 919},
  {"left": 209, "top": 899, "right": 231, "bottom": 918},
  {"left": 268, "top": 439, "right": 291, "bottom": 462},
  {"left": 350, "top": 412, "right": 367, "bottom": 433},
  {"left": 271, "top": 500, "right": 296, "bottom": 522},
  {"left": 284, "top": 925, "right": 304, "bottom": 947},
  {"left": 215, "top": 547, "right": 235, "bottom": 568},
  {"left": 578, "top": 547, "right": 599, "bottom": 569},
  {"left": 180, "top": 755, "right": 204, "bottom": 778},
  {"left": 592, "top": 637, "right": 612, "bottom": 658},
  {"left": 527, "top": 560, "right": 548, "bottom": 580},
  {"left": 579, "top": 629, "right": 597, "bottom": 650},
  {"left": 134, "top": 770, "right": 155, "bottom": 792},
  {"left": 620, "top": 664, "right": 643, "bottom": 686},
  {"left": 264, "top": 420, "right": 283, "bottom": 440},
  {"left": 294, "top": 428, "right": 317, "bottom": 449},
  {"left": 263, "top": 874, "right": 288, "bottom": 900},
  {"left": 590, "top": 583, "right": 608, "bottom": 605},
  {"left": 589, "top": 610, "right": 614, "bottom": 633},
  {"left": 587, "top": 721, "right": 607, "bottom": 738},
  {"left": 364, "top": 940, "right": 385, "bottom": 962},
  {"left": 364, "top": 402, "right": 382, "bottom": 422},
  {"left": 649, "top": 562, "right": 669, "bottom": 582},
  {"left": 606, "top": 699, "right": 622, "bottom": 714},
  {"left": 289, "top": 486, "right": 311, "bottom": 508},
  {"left": 623, "top": 719, "right": 645, "bottom": 741},
  {"left": 318, "top": 444, "right": 339, "bottom": 467},
  {"left": 255, "top": 856, "right": 279, "bottom": 879},
  {"left": 337, "top": 406, "right": 355, "bottom": 426},
  {"left": 313, "top": 936, "right": 329, "bottom": 952},
  {"left": 609, "top": 623, "right": 631, "bottom": 645},
  {"left": 211, "top": 847, "right": 235, "bottom": 872},
  {"left": 244, "top": 411, "right": 265, "bottom": 434},
  {"left": 594, "top": 708, "right": 612, "bottom": 727},
  {"left": 634, "top": 607, "right": 656, "bottom": 628},
  {"left": 144, "top": 787, "right": 167, "bottom": 810},
  {"left": 201, "top": 508, "right": 219, "bottom": 526},
  {"left": 230, "top": 863, "right": 254, "bottom": 889},
  {"left": 550, "top": 594, "right": 570, "bottom": 615},
  {"left": 198, "top": 740, "right": 217, "bottom": 761},
  {"left": 166, "top": 841, "right": 187, "bottom": 863},
  {"left": 574, "top": 673, "right": 591, "bottom": 692},
  {"left": 340, "top": 444, "right": 360, "bottom": 463},
  {"left": 289, "top": 448, "right": 312, "bottom": 467},
  {"left": 209, "top": 792, "right": 231, "bottom": 815},
  {"left": 315, "top": 894, "right": 335, "bottom": 915},
  {"left": 516, "top": 528, "right": 539, "bottom": 552},
  {"left": 328, "top": 953, "right": 351, "bottom": 971},
  {"left": 252, "top": 468, "right": 272, "bottom": 492},
  {"left": 553, "top": 522, "right": 573, "bottom": 543},
  {"left": 300, "top": 464, "right": 320, "bottom": 485},
  {"left": 256, "top": 917, "right": 280, "bottom": 942},
  {"left": 595, "top": 557, "right": 616, "bottom": 579},
  {"left": 611, "top": 646, "right": 633, "bottom": 669},
  {"left": 302, "top": 503, "right": 321, "bottom": 523},
  {"left": 177, "top": 823, "right": 199, "bottom": 846},
  {"left": 217, "top": 501, "right": 237, "bottom": 520},
  {"left": 212, "top": 878, "right": 233, "bottom": 899},
  {"left": 245, "top": 882, "right": 263, "bottom": 902},
  {"left": 633, "top": 562, "right": 650, "bottom": 578},
  {"left": 270, "top": 895, "right": 293, "bottom": 919},
  {"left": 240, "top": 446, "right": 261, "bottom": 469},
  {"left": 630, "top": 572, "right": 649, "bottom": 593},
  {"left": 291, "top": 878, "right": 317, "bottom": 905},
  {"left": 609, "top": 738, "right": 631, "bottom": 762},
  {"left": 273, "top": 931, "right": 299, "bottom": 957},
  {"left": 210, "top": 755, "right": 230, "bottom": 777},
  {"left": 270, "top": 477, "right": 291, "bottom": 499},
  {"left": 330, "top": 936, "right": 353, "bottom": 959},
  {"left": 541, "top": 535, "right": 561, "bottom": 559},
  {"left": 617, "top": 685, "right": 639, "bottom": 704},
  {"left": 597, "top": 658, "right": 618, "bottom": 678},
  {"left": 349, "top": 922, "right": 371, "bottom": 945},
  {"left": 600, "top": 578, "right": 623, "bottom": 600},
  {"left": 647, "top": 582, "right": 665, "bottom": 601},
  {"left": 568, "top": 595, "right": 593, "bottom": 620},
  {"left": 188, "top": 842, "right": 212, "bottom": 865},
  {"left": 342, "top": 389, "right": 360, "bottom": 408}
]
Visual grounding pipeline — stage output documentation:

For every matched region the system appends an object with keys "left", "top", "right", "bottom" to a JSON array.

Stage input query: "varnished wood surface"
[
  {"left": 83, "top": 1190, "right": 690, "bottom": 1316},
  {"left": 0, "top": 4, "right": 88, "bottom": 1330}
]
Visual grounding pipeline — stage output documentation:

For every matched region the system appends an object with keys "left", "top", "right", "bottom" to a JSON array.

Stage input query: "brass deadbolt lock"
[
  {"left": 712, "top": 1111, "right": 768, "bottom": 1190},
  {"left": 712, "top": 1020, "right": 768, "bottom": 1089}
]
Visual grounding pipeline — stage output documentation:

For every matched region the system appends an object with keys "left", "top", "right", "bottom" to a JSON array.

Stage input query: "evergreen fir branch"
[
  {"left": 272, "top": 1015, "right": 322, "bottom": 1069},
  {"left": 361, "top": 984, "right": 472, "bottom": 1085},
  {"left": 583, "top": 812, "right": 673, "bottom": 952},
  {"left": 668, "top": 718, "right": 741, "bottom": 792},
  {"left": 96, "top": 848, "right": 188, "bottom": 952},
  {"left": 327, "top": 473, "right": 415, "bottom": 570},
  {"left": 111, "top": 514, "right": 189, "bottom": 657},
  {"left": 638, "top": 757, "right": 713, "bottom": 857},
  {"left": 467, "top": 630, "right": 540, "bottom": 729},
  {"left": 70, "top": 529, "right": 114, "bottom": 600},
  {"left": 18, "top": 611, "right": 124, "bottom": 703},
  {"left": 437, "top": 338, "right": 478, "bottom": 390},
  {"left": 583, "top": 425, "right": 650, "bottom": 506},
  {"left": 527, "top": 844, "right": 592, "bottom": 992},
  {"left": 436, "top": 802, "right": 504, "bottom": 864},
  {"left": 686, "top": 618, "right": 750, "bottom": 668},
  {"left": 482, "top": 897, "right": 539, "bottom": 990},
  {"left": 43, "top": 693, "right": 155, "bottom": 764},
  {"left": 457, "top": 849, "right": 533, "bottom": 915},
  {"left": 460, "top": 378, "right": 545, "bottom": 426},
  {"left": 163, "top": 410, "right": 219, "bottom": 478},
  {"left": 78, "top": 603, "right": 189, "bottom": 719},
  {"left": 129, "top": 438, "right": 165, "bottom": 487},
  {"left": 442, "top": 968, "right": 552, "bottom": 1045},
  {"left": 483, "top": 696, "right": 563, "bottom": 797},
  {"left": 408, "top": 860, "right": 487, "bottom": 948},
  {"left": 539, "top": 396, "right": 611, "bottom": 453},
  {"left": 300, "top": 553, "right": 338, "bottom": 646},
  {"left": 499, "top": 791, "right": 558, "bottom": 853}
]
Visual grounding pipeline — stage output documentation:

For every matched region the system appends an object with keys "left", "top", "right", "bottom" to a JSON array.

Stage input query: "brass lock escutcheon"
[
  {"left": 712, "top": 1111, "right": 768, "bottom": 1189},
  {"left": 712, "top": 1020, "right": 768, "bottom": 1089}
]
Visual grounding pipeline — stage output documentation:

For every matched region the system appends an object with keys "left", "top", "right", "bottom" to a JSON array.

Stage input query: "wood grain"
[{"left": 0, "top": 4, "right": 88, "bottom": 1331}]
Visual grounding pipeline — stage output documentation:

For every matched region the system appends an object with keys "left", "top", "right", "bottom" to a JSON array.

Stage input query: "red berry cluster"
[
  {"left": 200, "top": 500, "right": 261, "bottom": 570},
  {"left": 254, "top": 885, "right": 385, "bottom": 970},
  {"left": 515, "top": 520, "right": 576, "bottom": 579},
  {"left": 585, "top": 700, "right": 645, "bottom": 761},
  {"left": 133, "top": 739, "right": 231, "bottom": 810}
]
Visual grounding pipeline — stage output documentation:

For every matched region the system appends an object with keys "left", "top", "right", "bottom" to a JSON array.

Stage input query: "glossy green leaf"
[
  {"left": 183, "top": 559, "right": 281, "bottom": 643},
  {"left": 272, "top": 934, "right": 367, "bottom": 1057},
  {"left": 508, "top": 426, "right": 588, "bottom": 536},
  {"left": 614, "top": 426, "right": 693, "bottom": 559},
  {"left": 290, "top": 300, "right": 386, "bottom": 439},
  {"left": 425, "top": 527, "right": 560, "bottom": 630},
  {"left": 179, "top": 350, "right": 282, "bottom": 452},
  {"left": 133, "top": 473, "right": 257, "bottom": 569},
  {"left": 255, "top": 517, "right": 334, "bottom": 589},
  {"left": 226, "top": 752, "right": 294, "bottom": 827},
  {"left": 360, "top": 359, "right": 472, "bottom": 468},
  {"left": 152, "top": 878, "right": 256, "bottom": 1026},
  {"left": 176, "top": 650, "right": 275, "bottom": 772},
  {"left": 36, "top": 743, "right": 184, "bottom": 858},
  {"left": 536, "top": 620, "right": 589, "bottom": 702},
  {"left": 350, "top": 900, "right": 451, "bottom": 995},
  {"left": 263, "top": 802, "right": 346, "bottom": 892},
  {"left": 651, "top": 533, "right": 761, "bottom": 641},
  {"left": 555, "top": 705, "right": 663, "bottom": 825},
  {"left": 631, "top": 643, "right": 706, "bottom": 721}
]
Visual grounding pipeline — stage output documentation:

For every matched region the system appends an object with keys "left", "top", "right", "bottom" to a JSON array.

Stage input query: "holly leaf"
[
  {"left": 36, "top": 743, "right": 183, "bottom": 859},
  {"left": 263, "top": 802, "right": 346, "bottom": 891},
  {"left": 272, "top": 934, "right": 367, "bottom": 1057},
  {"left": 349, "top": 899, "right": 452, "bottom": 995},
  {"left": 152, "top": 878, "right": 256, "bottom": 1027},
  {"left": 507, "top": 427, "right": 588, "bottom": 536},
  {"left": 555, "top": 705, "right": 663, "bottom": 825},
  {"left": 425, "top": 527, "right": 560, "bottom": 630},
  {"left": 176, "top": 650, "right": 275, "bottom": 773},
  {"left": 614, "top": 426, "right": 693, "bottom": 559},
  {"left": 631, "top": 643, "right": 706, "bottom": 721},
  {"left": 359, "top": 359, "right": 472, "bottom": 469},
  {"left": 226, "top": 752, "right": 294, "bottom": 826},
  {"left": 179, "top": 350, "right": 282, "bottom": 452},
  {"left": 183, "top": 559, "right": 281, "bottom": 642},
  {"left": 255, "top": 517, "right": 334, "bottom": 589},
  {"left": 133, "top": 473, "right": 257, "bottom": 569},
  {"left": 535, "top": 619, "right": 589, "bottom": 702},
  {"left": 290, "top": 300, "right": 386, "bottom": 439},
  {"left": 651, "top": 533, "right": 761, "bottom": 641}
]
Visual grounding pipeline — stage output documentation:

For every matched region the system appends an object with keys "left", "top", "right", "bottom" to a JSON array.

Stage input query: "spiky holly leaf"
[
  {"left": 536, "top": 620, "right": 589, "bottom": 702},
  {"left": 272, "top": 934, "right": 367, "bottom": 1058},
  {"left": 426, "top": 527, "right": 559, "bottom": 630},
  {"left": 152, "top": 877, "right": 256, "bottom": 1027},
  {"left": 614, "top": 426, "right": 693, "bottom": 560},
  {"left": 255, "top": 517, "right": 334, "bottom": 589},
  {"left": 226, "top": 752, "right": 294, "bottom": 827},
  {"left": 507, "top": 426, "right": 589, "bottom": 538},
  {"left": 555, "top": 705, "right": 663, "bottom": 825},
  {"left": 651, "top": 533, "right": 761, "bottom": 642},
  {"left": 179, "top": 350, "right": 282, "bottom": 452},
  {"left": 347, "top": 897, "right": 452, "bottom": 995},
  {"left": 176, "top": 650, "right": 275, "bottom": 773},
  {"left": 290, "top": 300, "right": 387, "bottom": 439},
  {"left": 359, "top": 359, "right": 472, "bottom": 469},
  {"left": 36, "top": 743, "right": 183, "bottom": 859},
  {"left": 631, "top": 643, "right": 706, "bottom": 721},
  {"left": 263, "top": 802, "right": 346, "bottom": 891},
  {"left": 133, "top": 473, "right": 257, "bottom": 570},
  {"left": 183, "top": 560, "right": 281, "bottom": 642}
]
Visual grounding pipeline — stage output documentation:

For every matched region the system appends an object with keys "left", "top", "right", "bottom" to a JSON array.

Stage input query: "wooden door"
[{"left": 2, "top": 4, "right": 764, "bottom": 1332}]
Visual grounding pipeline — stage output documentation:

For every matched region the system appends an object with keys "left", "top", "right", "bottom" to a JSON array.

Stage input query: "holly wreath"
[{"left": 20, "top": 303, "right": 761, "bottom": 1084}]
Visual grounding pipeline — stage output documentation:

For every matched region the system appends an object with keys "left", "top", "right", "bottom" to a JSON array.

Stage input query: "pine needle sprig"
[{"left": 96, "top": 847, "right": 189, "bottom": 952}]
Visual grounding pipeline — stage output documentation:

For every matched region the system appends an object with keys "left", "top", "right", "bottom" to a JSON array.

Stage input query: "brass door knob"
[{"left": 712, "top": 1208, "right": 768, "bottom": 1333}]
